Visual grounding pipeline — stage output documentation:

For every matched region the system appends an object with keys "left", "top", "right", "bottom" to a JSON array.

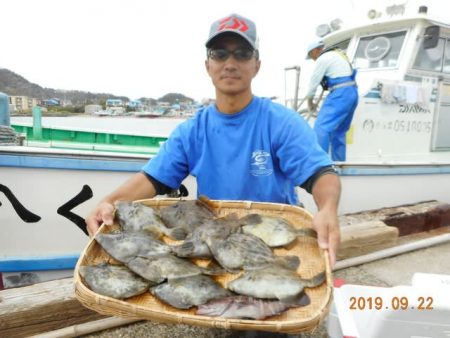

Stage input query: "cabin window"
[
  {"left": 443, "top": 39, "right": 450, "bottom": 73},
  {"left": 353, "top": 31, "right": 407, "bottom": 69},
  {"left": 413, "top": 37, "right": 445, "bottom": 72},
  {"left": 327, "top": 39, "right": 351, "bottom": 53}
]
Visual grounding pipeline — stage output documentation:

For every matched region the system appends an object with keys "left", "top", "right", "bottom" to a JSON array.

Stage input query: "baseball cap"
[
  {"left": 306, "top": 40, "right": 325, "bottom": 59},
  {"left": 205, "top": 13, "right": 259, "bottom": 50}
]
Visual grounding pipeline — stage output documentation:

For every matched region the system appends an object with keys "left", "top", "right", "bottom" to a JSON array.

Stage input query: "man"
[
  {"left": 306, "top": 40, "right": 358, "bottom": 161},
  {"left": 86, "top": 14, "right": 342, "bottom": 267}
]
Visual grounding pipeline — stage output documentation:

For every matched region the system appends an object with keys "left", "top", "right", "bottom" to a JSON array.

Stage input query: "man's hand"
[
  {"left": 312, "top": 208, "right": 340, "bottom": 268},
  {"left": 310, "top": 173, "right": 341, "bottom": 268},
  {"left": 307, "top": 97, "right": 317, "bottom": 112},
  {"left": 85, "top": 201, "right": 115, "bottom": 237},
  {"left": 84, "top": 172, "right": 158, "bottom": 237}
]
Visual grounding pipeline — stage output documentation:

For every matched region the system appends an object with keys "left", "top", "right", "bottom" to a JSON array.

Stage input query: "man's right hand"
[
  {"left": 85, "top": 201, "right": 115, "bottom": 237},
  {"left": 307, "top": 97, "right": 317, "bottom": 112},
  {"left": 84, "top": 172, "right": 158, "bottom": 237}
]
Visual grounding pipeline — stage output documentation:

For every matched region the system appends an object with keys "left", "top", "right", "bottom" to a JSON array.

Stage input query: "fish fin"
[
  {"left": 167, "top": 227, "right": 187, "bottom": 240},
  {"left": 225, "top": 267, "right": 242, "bottom": 274},
  {"left": 280, "top": 291, "right": 311, "bottom": 307},
  {"left": 295, "top": 228, "right": 318, "bottom": 239},
  {"left": 200, "top": 260, "right": 226, "bottom": 275},
  {"left": 242, "top": 263, "right": 270, "bottom": 271},
  {"left": 197, "top": 195, "right": 217, "bottom": 215},
  {"left": 171, "top": 241, "right": 195, "bottom": 256},
  {"left": 142, "top": 226, "right": 164, "bottom": 239},
  {"left": 219, "top": 213, "right": 239, "bottom": 221},
  {"left": 239, "top": 213, "right": 262, "bottom": 224},
  {"left": 275, "top": 255, "right": 300, "bottom": 270},
  {"left": 300, "top": 271, "right": 326, "bottom": 288}
]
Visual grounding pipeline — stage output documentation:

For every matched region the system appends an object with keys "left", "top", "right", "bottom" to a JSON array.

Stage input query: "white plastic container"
[
  {"left": 326, "top": 302, "right": 344, "bottom": 338},
  {"left": 327, "top": 273, "right": 450, "bottom": 338}
]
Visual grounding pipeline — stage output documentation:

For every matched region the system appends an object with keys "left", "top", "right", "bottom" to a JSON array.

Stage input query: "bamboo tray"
[{"left": 74, "top": 199, "right": 333, "bottom": 334}]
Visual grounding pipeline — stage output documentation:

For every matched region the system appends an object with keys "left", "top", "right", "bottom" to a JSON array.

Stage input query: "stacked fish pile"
[
  {"left": 79, "top": 197, "right": 325, "bottom": 320},
  {"left": 0, "top": 126, "right": 19, "bottom": 145}
]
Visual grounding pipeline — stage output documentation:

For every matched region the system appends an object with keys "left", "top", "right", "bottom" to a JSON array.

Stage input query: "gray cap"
[
  {"left": 306, "top": 40, "right": 325, "bottom": 59},
  {"left": 205, "top": 13, "right": 258, "bottom": 50}
]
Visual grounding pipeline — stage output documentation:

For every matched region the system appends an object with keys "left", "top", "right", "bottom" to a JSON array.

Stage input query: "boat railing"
[{"left": 284, "top": 65, "right": 323, "bottom": 121}]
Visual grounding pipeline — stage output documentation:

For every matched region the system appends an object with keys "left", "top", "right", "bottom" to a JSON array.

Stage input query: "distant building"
[
  {"left": 106, "top": 99, "right": 124, "bottom": 107},
  {"left": 127, "top": 100, "right": 143, "bottom": 110},
  {"left": 42, "top": 98, "right": 61, "bottom": 106},
  {"left": 9, "top": 96, "right": 41, "bottom": 112},
  {"left": 84, "top": 104, "right": 102, "bottom": 114}
]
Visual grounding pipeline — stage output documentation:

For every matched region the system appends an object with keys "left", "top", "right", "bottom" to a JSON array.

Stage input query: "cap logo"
[{"left": 217, "top": 16, "right": 249, "bottom": 32}]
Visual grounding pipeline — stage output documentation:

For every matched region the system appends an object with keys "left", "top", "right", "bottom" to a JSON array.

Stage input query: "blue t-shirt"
[{"left": 142, "top": 96, "right": 331, "bottom": 205}]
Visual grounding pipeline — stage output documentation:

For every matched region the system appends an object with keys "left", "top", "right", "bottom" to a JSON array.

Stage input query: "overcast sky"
[{"left": 1, "top": 0, "right": 446, "bottom": 103}]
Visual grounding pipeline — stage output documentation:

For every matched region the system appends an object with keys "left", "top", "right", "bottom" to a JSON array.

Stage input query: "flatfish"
[
  {"left": 240, "top": 214, "right": 317, "bottom": 247},
  {"left": 159, "top": 197, "right": 216, "bottom": 237},
  {"left": 151, "top": 275, "right": 232, "bottom": 309},
  {"left": 79, "top": 263, "right": 151, "bottom": 299},
  {"left": 115, "top": 201, "right": 185, "bottom": 240},
  {"left": 207, "top": 233, "right": 300, "bottom": 272},
  {"left": 127, "top": 254, "right": 223, "bottom": 283},
  {"left": 228, "top": 265, "right": 325, "bottom": 302},
  {"left": 196, "top": 295, "right": 309, "bottom": 319},
  {"left": 171, "top": 215, "right": 241, "bottom": 259},
  {"left": 95, "top": 231, "right": 171, "bottom": 263}
]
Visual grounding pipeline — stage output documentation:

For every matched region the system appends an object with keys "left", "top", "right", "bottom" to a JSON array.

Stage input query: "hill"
[
  {"left": 158, "top": 93, "right": 193, "bottom": 104},
  {"left": 0, "top": 68, "right": 194, "bottom": 106},
  {"left": 0, "top": 68, "right": 128, "bottom": 106}
]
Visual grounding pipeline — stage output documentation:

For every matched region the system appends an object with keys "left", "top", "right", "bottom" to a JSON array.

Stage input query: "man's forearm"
[
  {"left": 101, "top": 172, "right": 157, "bottom": 204},
  {"left": 311, "top": 173, "right": 341, "bottom": 211}
]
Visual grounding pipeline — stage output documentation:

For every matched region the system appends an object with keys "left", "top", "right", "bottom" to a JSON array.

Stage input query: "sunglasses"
[{"left": 208, "top": 48, "right": 256, "bottom": 62}]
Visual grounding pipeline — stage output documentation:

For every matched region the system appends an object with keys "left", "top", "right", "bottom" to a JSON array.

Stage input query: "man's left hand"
[{"left": 312, "top": 208, "right": 340, "bottom": 268}]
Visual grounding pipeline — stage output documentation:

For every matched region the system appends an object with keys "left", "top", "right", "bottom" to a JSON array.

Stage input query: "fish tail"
[
  {"left": 172, "top": 241, "right": 195, "bottom": 256},
  {"left": 167, "top": 227, "right": 187, "bottom": 240},
  {"left": 300, "top": 271, "right": 326, "bottom": 288},
  {"left": 275, "top": 255, "right": 300, "bottom": 270},
  {"left": 239, "top": 213, "right": 262, "bottom": 224},
  {"left": 295, "top": 227, "right": 318, "bottom": 239},
  {"left": 200, "top": 261, "right": 226, "bottom": 275},
  {"left": 197, "top": 195, "right": 217, "bottom": 215},
  {"left": 280, "top": 291, "right": 311, "bottom": 307}
]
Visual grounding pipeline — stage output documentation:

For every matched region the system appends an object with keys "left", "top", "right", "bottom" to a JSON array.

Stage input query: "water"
[{"left": 11, "top": 115, "right": 186, "bottom": 138}]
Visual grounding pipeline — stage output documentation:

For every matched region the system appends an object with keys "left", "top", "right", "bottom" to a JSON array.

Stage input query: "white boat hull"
[
  {"left": 1, "top": 147, "right": 450, "bottom": 287},
  {"left": 299, "top": 163, "right": 450, "bottom": 214}
]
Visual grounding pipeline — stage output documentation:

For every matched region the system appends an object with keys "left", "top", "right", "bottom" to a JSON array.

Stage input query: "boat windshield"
[
  {"left": 413, "top": 37, "right": 450, "bottom": 73},
  {"left": 353, "top": 31, "right": 407, "bottom": 69},
  {"left": 327, "top": 39, "right": 351, "bottom": 53}
]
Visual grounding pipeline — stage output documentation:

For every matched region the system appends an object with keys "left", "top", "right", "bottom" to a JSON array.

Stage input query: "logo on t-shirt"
[{"left": 250, "top": 150, "right": 273, "bottom": 176}]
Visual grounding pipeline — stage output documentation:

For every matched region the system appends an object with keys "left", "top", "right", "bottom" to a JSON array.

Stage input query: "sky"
[{"left": 1, "top": 0, "right": 447, "bottom": 103}]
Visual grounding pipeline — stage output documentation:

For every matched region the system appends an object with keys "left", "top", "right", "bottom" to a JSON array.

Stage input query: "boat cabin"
[{"left": 297, "top": 6, "right": 450, "bottom": 162}]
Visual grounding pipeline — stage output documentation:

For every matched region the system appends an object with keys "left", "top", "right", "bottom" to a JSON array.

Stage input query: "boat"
[
  {"left": 9, "top": 115, "right": 181, "bottom": 155},
  {"left": 289, "top": 3, "right": 450, "bottom": 213},
  {"left": 93, "top": 107, "right": 128, "bottom": 116},
  {"left": 1, "top": 115, "right": 183, "bottom": 288},
  {"left": 1, "top": 3, "right": 450, "bottom": 288},
  {"left": 0, "top": 146, "right": 196, "bottom": 289},
  {"left": 133, "top": 111, "right": 164, "bottom": 118},
  {"left": 133, "top": 107, "right": 166, "bottom": 118}
]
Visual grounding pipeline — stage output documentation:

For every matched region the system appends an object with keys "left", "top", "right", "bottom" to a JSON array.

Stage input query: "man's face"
[
  {"left": 205, "top": 35, "right": 260, "bottom": 97},
  {"left": 310, "top": 47, "right": 323, "bottom": 61}
]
